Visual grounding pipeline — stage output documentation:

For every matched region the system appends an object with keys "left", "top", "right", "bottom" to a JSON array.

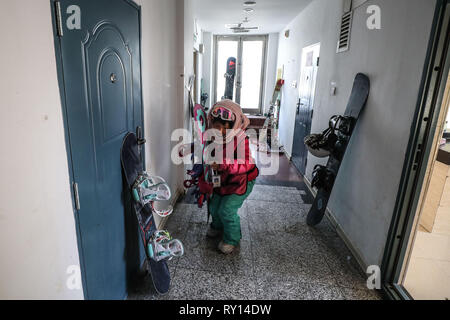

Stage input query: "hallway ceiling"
[{"left": 192, "top": 0, "right": 313, "bottom": 35}]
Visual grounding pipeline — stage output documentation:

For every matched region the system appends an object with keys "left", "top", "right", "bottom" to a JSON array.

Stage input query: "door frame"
[
  {"left": 381, "top": 0, "right": 450, "bottom": 300},
  {"left": 292, "top": 42, "right": 321, "bottom": 175},
  {"left": 50, "top": 0, "right": 145, "bottom": 299},
  {"left": 213, "top": 34, "right": 268, "bottom": 114}
]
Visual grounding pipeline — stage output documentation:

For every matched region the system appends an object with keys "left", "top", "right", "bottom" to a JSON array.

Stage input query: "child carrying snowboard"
[{"left": 200, "top": 100, "right": 259, "bottom": 254}]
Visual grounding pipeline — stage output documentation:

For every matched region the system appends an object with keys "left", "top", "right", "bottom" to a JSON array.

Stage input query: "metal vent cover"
[{"left": 337, "top": 11, "right": 353, "bottom": 53}]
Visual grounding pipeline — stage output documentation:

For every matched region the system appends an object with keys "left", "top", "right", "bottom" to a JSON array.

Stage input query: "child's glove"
[{"left": 198, "top": 174, "right": 213, "bottom": 196}]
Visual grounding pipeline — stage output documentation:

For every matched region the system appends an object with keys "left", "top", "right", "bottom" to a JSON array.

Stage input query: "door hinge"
[
  {"left": 55, "top": 1, "right": 64, "bottom": 37},
  {"left": 316, "top": 57, "right": 320, "bottom": 67},
  {"left": 413, "top": 144, "right": 423, "bottom": 171},
  {"left": 73, "top": 182, "right": 81, "bottom": 210}
]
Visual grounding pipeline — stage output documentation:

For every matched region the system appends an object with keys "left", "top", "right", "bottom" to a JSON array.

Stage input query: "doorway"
[
  {"left": 401, "top": 71, "right": 450, "bottom": 300},
  {"left": 52, "top": 0, "right": 144, "bottom": 299},
  {"left": 382, "top": 0, "right": 450, "bottom": 300},
  {"left": 292, "top": 43, "right": 320, "bottom": 175},
  {"left": 213, "top": 35, "right": 267, "bottom": 114}
]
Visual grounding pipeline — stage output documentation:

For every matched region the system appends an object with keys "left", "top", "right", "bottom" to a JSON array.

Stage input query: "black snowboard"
[
  {"left": 121, "top": 132, "right": 171, "bottom": 294},
  {"left": 306, "top": 73, "right": 370, "bottom": 226},
  {"left": 223, "top": 57, "right": 236, "bottom": 100}
]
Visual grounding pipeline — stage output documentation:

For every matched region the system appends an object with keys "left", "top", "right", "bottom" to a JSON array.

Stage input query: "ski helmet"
[{"left": 304, "top": 134, "right": 332, "bottom": 158}]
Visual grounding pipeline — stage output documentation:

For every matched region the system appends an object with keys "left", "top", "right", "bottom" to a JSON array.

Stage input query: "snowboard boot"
[
  {"left": 207, "top": 227, "right": 222, "bottom": 238},
  {"left": 218, "top": 241, "right": 236, "bottom": 255}
]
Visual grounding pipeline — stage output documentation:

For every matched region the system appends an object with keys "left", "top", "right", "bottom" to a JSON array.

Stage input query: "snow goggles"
[{"left": 211, "top": 106, "right": 235, "bottom": 122}]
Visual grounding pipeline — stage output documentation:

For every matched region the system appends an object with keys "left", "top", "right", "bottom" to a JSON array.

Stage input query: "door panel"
[
  {"left": 55, "top": 0, "right": 143, "bottom": 299},
  {"left": 292, "top": 44, "right": 320, "bottom": 175}
]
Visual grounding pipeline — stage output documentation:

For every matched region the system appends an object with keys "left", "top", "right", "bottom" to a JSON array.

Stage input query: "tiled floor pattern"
[
  {"left": 403, "top": 167, "right": 450, "bottom": 300},
  {"left": 128, "top": 185, "right": 382, "bottom": 300}
]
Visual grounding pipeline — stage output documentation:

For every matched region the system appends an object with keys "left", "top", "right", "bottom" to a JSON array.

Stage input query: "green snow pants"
[{"left": 208, "top": 180, "right": 255, "bottom": 246}]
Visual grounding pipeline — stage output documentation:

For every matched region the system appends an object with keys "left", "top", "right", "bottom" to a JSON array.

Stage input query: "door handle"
[
  {"left": 73, "top": 182, "right": 81, "bottom": 211},
  {"left": 136, "top": 127, "right": 146, "bottom": 145},
  {"left": 136, "top": 126, "right": 146, "bottom": 164}
]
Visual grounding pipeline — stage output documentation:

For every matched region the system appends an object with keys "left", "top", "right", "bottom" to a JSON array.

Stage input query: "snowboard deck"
[
  {"left": 306, "top": 73, "right": 370, "bottom": 226},
  {"left": 266, "top": 78, "right": 285, "bottom": 151},
  {"left": 223, "top": 57, "right": 236, "bottom": 100},
  {"left": 270, "top": 78, "right": 285, "bottom": 106},
  {"left": 121, "top": 132, "right": 171, "bottom": 295}
]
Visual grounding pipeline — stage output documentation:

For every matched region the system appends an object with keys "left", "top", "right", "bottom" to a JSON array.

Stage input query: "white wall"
[
  {"left": 138, "top": 0, "right": 185, "bottom": 228},
  {"left": 0, "top": 0, "right": 83, "bottom": 300},
  {"left": 263, "top": 33, "right": 280, "bottom": 115},
  {"left": 183, "top": 0, "right": 195, "bottom": 132},
  {"left": 202, "top": 31, "right": 213, "bottom": 110},
  {"left": 277, "top": 0, "right": 436, "bottom": 266}
]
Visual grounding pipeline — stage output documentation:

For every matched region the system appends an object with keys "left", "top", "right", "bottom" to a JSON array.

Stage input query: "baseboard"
[
  {"left": 303, "top": 176, "right": 369, "bottom": 272},
  {"left": 284, "top": 148, "right": 292, "bottom": 161}
]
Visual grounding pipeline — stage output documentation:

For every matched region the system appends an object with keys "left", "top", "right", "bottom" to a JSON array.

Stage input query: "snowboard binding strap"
[
  {"left": 151, "top": 202, "right": 174, "bottom": 218},
  {"left": 304, "top": 115, "right": 355, "bottom": 158},
  {"left": 147, "top": 230, "right": 185, "bottom": 262},
  {"left": 330, "top": 115, "right": 354, "bottom": 136},
  {"left": 311, "top": 165, "right": 336, "bottom": 193},
  {"left": 132, "top": 173, "right": 174, "bottom": 218},
  {"left": 132, "top": 174, "right": 171, "bottom": 204}
]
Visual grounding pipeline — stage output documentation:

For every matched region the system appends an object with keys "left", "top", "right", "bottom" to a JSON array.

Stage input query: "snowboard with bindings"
[
  {"left": 265, "top": 78, "right": 285, "bottom": 151},
  {"left": 270, "top": 78, "right": 285, "bottom": 106},
  {"left": 121, "top": 131, "right": 171, "bottom": 294},
  {"left": 305, "top": 73, "right": 370, "bottom": 226},
  {"left": 223, "top": 57, "right": 237, "bottom": 100},
  {"left": 182, "top": 103, "right": 211, "bottom": 209}
]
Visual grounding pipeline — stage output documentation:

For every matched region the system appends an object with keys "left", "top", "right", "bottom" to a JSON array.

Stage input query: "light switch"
[{"left": 330, "top": 82, "right": 337, "bottom": 96}]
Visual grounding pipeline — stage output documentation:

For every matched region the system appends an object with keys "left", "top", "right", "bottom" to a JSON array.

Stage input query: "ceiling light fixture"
[
  {"left": 243, "top": 1, "right": 257, "bottom": 7},
  {"left": 225, "top": 23, "right": 240, "bottom": 28},
  {"left": 244, "top": 8, "right": 254, "bottom": 13}
]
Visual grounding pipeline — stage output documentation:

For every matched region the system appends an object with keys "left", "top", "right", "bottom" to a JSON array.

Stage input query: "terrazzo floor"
[{"left": 128, "top": 184, "right": 383, "bottom": 300}]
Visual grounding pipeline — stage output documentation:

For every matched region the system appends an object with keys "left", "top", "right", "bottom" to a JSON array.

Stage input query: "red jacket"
[{"left": 215, "top": 136, "right": 259, "bottom": 196}]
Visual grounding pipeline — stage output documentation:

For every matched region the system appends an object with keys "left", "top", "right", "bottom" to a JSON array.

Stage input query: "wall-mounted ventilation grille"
[{"left": 337, "top": 11, "right": 353, "bottom": 53}]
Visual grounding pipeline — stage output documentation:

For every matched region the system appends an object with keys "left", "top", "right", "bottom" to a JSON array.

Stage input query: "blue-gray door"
[
  {"left": 53, "top": 0, "right": 143, "bottom": 299},
  {"left": 292, "top": 44, "right": 320, "bottom": 176}
]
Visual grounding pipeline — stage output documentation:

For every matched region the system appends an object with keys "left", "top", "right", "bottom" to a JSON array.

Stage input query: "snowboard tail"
[{"left": 306, "top": 73, "right": 370, "bottom": 226}]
